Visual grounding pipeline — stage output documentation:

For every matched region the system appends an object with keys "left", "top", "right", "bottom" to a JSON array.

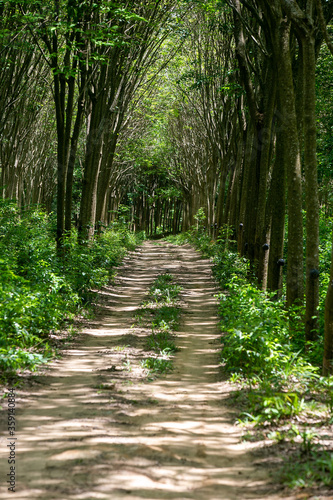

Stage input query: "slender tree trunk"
[
  {"left": 65, "top": 60, "right": 86, "bottom": 233},
  {"left": 275, "top": 18, "right": 304, "bottom": 307},
  {"left": 228, "top": 145, "right": 242, "bottom": 231},
  {"left": 244, "top": 127, "right": 260, "bottom": 267},
  {"left": 323, "top": 235, "right": 333, "bottom": 375},
  {"left": 267, "top": 127, "right": 286, "bottom": 297},
  {"left": 95, "top": 132, "right": 119, "bottom": 226},
  {"left": 256, "top": 69, "right": 276, "bottom": 287},
  {"left": 54, "top": 71, "right": 67, "bottom": 250},
  {"left": 65, "top": 99, "right": 85, "bottom": 234},
  {"left": 216, "top": 166, "right": 228, "bottom": 228},
  {"left": 54, "top": 45, "right": 76, "bottom": 250},
  {"left": 237, "top": 128, "right": 252, "bottom": 254},
  {"left": 79, "top": 95, "right": 106, "bottom": 242},
  {"left": 302, "top": 32, "right": 320, "bottom": 340}
]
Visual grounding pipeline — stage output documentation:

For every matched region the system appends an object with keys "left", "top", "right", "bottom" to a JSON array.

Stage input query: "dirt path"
[{"left": 0, "top": 241, "right": 294, "bottom": 500}]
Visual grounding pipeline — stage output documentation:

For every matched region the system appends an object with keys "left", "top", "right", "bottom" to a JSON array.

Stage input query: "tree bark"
[
  {"left": 78, "top": 90, "right": 107, "bottom": 242},
  {"left": 301, "top": 28, "right": 320, "bottom": 340},
  {"left": 323, "top": 240, "right": 333, "bottom": 374},
  {"left": 256, "top": 67, "right": 276, "bottom": 287},
  {"left": 267, "top": 127, "right": 286, "bottom": 297},
  {"left": 274, "top": 17, "right": 304, "bottom": 306}
]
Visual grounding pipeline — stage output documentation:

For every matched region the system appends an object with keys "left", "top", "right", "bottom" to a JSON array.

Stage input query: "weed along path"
[{"left": 1, "top": 241, "right": 295, "bottom": 500}]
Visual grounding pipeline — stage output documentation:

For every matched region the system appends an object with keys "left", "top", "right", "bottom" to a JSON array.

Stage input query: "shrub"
[{"left": 0, "top": 200, "right": 142, "bottom": 375}]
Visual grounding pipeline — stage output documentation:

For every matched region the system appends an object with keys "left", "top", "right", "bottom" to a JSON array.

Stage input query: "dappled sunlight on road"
[{"left": 0, "top": 242, "right": 290, "bottom": 500}]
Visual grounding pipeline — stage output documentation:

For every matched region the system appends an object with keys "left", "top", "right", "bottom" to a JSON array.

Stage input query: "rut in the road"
[{"left": 0, "top": 242, "right": 290, "bottom": 500}]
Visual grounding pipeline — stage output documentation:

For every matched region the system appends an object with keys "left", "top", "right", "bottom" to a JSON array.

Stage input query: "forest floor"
[{"left": 0, "top": 241, "right": 327, "bottom": 499}]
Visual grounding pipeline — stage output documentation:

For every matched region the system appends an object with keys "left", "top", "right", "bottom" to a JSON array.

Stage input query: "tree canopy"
[{"left": 2, "top": 0, "right": 333, "bottom": 376}]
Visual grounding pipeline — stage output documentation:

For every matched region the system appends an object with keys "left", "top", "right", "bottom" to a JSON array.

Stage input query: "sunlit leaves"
[{"left": 0, "top": 200, "right": 141, "bottom": 373}]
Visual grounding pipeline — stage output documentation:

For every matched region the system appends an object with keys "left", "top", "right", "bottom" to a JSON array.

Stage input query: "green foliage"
[
  {"left": 0, "top": 347, "right": 51, "bottom": 373},
  {"left": 244, "top": 392, "right": 305, "bottom": 423},
  {"left": 146, "top": 331, "right": 178, "bottom": 353},
  {"left": 163, "top": 233, "right": 189, "bottom": 245},
  {"left": 193, "top": 207, "right": 206, "bottom": 226},
  {"left": 136, "top": 303, "right": 181, "bottom": 353},
  {"left": 152, "top": 305, "right": 181, "bottom": 331},
  {"left": 281, "top": 451, "right": 333, "bottom": 489},
  {"left": 219, "top": 277, "right": 297, "bottom": 377},
  {"left": 317, "top": 375, "right": 333, "bottom": 417},
  {"left": 138, "top": 273, "right": 181, "bottom": 377},
  {"left": 213, "top": 249, "right": 248, "bottom": 287},
  {"left": 175, "top": 227, "right": 218, "bottom": 257},
  {"left": 148, "top": 273, "right": 183, "bottom": 303},
  {"left": 141, "top": 356, "right": 173, "bottom": 375},
  {"left": 0, "top": 200, "right": 141, "bottom": 375},
  {"left": 110, "top": 204, "right": 132, "bottom": 234},
  {"left": 62, "top": 227, "right": 137, "bottom": 298}
]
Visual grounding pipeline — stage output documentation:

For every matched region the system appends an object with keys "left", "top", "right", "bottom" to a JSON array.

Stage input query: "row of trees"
[
  {"left": 117, "top": 0, "right": 333, "bottom": 374},
  {"left": 162, "top": 0, "right": 333, "bottom": 375},
  {"left": 0, "top": 0, "right": 185, "bottom": 241},
  {"left": 2, "top": 0, "right": 333, "bottom": 373}
]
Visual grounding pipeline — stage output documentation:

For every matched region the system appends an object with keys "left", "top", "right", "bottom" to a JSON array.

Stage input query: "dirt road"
[{"left": 0, "top": 241, "right": 291, "bottom": 499}]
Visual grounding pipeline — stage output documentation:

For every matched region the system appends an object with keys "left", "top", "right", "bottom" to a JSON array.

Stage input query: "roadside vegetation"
[
  {"left": 0, "top": 200, "right": 143, "bottom": 379},
  {"left": 2, "top": 0, "right": 333, "bottom": 493},
  {"left": 135, "top": 273, "right": 182, "bottom": 378},
  {"left": 166, "top": 216, "right": 333, "bottom": 493}
]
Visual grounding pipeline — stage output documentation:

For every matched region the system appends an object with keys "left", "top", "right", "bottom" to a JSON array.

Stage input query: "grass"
[
  {"left": 148, "top": 273, "right": 183, "bottom": 304},
  {"left": 141, "top": 356, "right": 173, "bottom": 375},
  {"left": 280, "top": 450, "right": 333, "bottom": 489},
  {"left": 136, "top": 304, "right": 181, "bottom": 353},
  {"left": 135, "top": 272, "right": 182, "bottom": 377}
]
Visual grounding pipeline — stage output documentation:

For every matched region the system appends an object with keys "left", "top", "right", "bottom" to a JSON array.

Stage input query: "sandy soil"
[{"left": 0, "top": 241, "right": 305, "bottom": 499}]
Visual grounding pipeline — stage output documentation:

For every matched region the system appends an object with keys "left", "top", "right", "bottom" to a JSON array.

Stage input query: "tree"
[
  {"left": 78, "top": 0, "right": 184, "bottom": 242},
  {"left": 0, "top": 5, "right": 55, "bottom": 209}
]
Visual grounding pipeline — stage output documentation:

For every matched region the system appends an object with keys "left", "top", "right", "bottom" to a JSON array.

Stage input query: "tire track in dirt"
[{"left": 0, "top": 241, "right": 294, "bottom": 499}]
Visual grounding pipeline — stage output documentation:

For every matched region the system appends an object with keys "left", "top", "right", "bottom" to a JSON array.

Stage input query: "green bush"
[
  {"left": 219, "top": 276, "right": 294, "bottom": 377},
  {"left": 0, "top": 200, "right": 142, "bottom": 375}
]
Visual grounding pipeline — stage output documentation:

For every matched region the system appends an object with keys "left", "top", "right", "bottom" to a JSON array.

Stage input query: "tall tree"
[{"left": 78, "top": 0, "right": 183, "bottom": 242}]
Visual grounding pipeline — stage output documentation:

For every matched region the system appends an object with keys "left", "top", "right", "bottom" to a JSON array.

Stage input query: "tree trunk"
[
  {"left": 323, "top": 235, "right": 333, "bottom": 375},
  {"left": 256, "top": 67, "right": 276, "bottom": 287},
  {"left": 237, "top": 128, "right": 252, "bottom": 254},
  {"left": 79, "top": 95, "right": 106, "bottom": 242},
  {"left": 267, "top": 127, "right": 286, "bottom": 297},
  {"left": 65, "top": 61, "right": 86, "bottom": 233},
  {"left": 302, "top": 32, "right": 320, "bottom": 340},
  {"left": 95, "top": 132, "right": 119, "bottom": 226},
  {"left": 216, "top": 166, "right": 228, "bottom": 229},
  {"left": 274, "top": 18, "right": 304, "bottom": 307},
  {"left": 244, "top": 128, "right": 260, "bottom": 268}
]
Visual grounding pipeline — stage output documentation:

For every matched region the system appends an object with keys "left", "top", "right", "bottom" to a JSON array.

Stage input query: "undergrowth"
[
  {"left": 135, "top": 273, "right": 182, "bottom": 378},
  {"left": 0, "top": 199, "right": 144, "bottom": 378}
]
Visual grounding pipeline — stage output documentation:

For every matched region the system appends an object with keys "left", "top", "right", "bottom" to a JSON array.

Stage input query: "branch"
[
  {"left": 239, "top": 0, "right": 265, "bottom": 27},
  {"left": 18, "top": 4, "right": 52, "bottom": 68},
  {"left": 0, "top": 24, "right": 29, "bottom": 56},
  {"left": 230, "top": 0, "right": 261, "bottom": 126},
  {"left": 280, "top": 0, "right": 306, "bottom": 22},
  {"left": 315, "top": 0, "right": 333, "bottom": 56},
  {"left": 226, "top": 0, "right": 270, "bottom": 56}
]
